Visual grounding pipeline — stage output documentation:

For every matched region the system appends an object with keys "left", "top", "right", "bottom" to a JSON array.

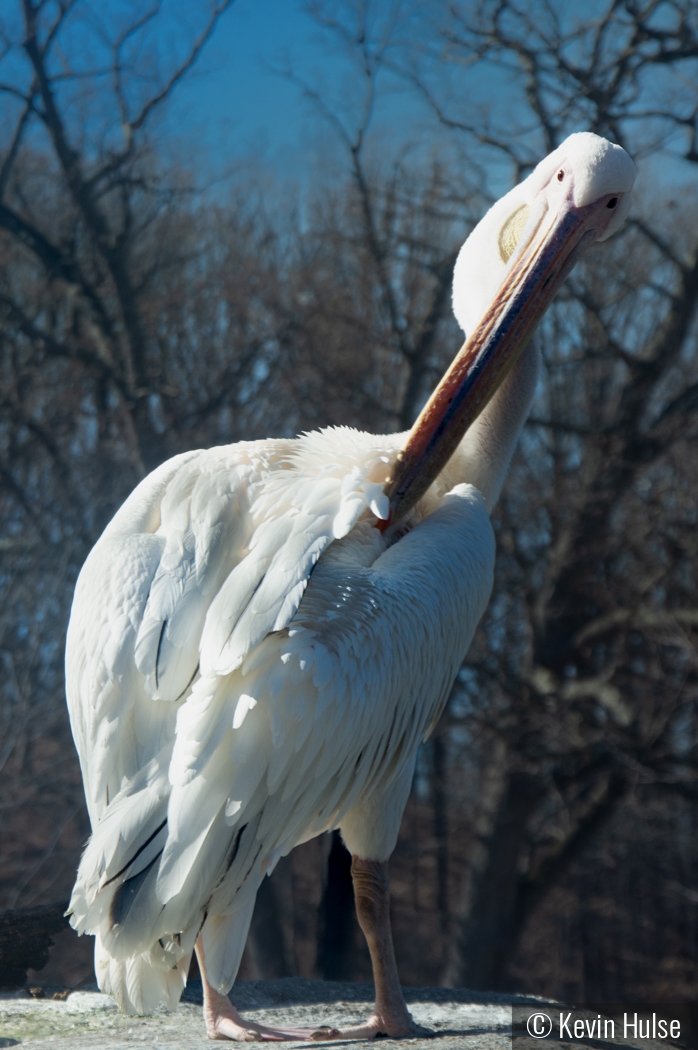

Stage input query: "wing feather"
[{"left": 67, "top": 424, "right": 494, "bottom": 1007}]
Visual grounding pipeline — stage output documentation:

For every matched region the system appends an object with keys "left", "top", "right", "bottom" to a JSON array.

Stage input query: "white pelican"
[{"left": 66, "top": 133, "right": 635, "bottom": 1041}]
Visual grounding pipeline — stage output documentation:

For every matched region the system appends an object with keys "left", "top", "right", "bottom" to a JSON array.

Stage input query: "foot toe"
[{"left": 208, "top": 1017, "right": 263, "bottom": 1041}]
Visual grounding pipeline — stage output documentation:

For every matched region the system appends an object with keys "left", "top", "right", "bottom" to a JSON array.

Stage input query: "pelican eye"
[
  {"left": 607, "top": 197, "right": 618, "bottom": 209},
  {"left": 498, "top": 204, "right": 530, "bottom": 263},
  {"left": 557, "top": 169, "right": 565, "bottom": 182}
]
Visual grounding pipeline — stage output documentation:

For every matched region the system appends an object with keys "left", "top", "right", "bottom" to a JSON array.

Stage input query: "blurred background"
[{"left": 1, "top": 0, "right": 698, "bottom": 1004}]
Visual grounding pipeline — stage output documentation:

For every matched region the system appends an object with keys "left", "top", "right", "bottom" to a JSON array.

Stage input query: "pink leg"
[
  {"left": 196, "top": 938, "right": 319, "bottom": 1042},
  {"left": 312, "top": 856, "right": 432, "bottom": 1041}
]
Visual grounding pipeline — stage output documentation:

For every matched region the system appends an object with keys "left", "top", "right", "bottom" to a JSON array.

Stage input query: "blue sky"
[
  {"left": 162, "top": 0, "right": 697, "bottom": 197},
  {"left": 0, "top": 0, "right": 351, "bottom": 177},
  {"left": 4, "top": 0, "right": 690, "bottom": 197},
  {"left": 160, "top": 0, "right": 443, "bottom": 183},
  {"left": 0, "top": 0, "right": 451, "bottom": 191},
  {"left": 166, "top": 1, "right": 367, "bottom": 173}
]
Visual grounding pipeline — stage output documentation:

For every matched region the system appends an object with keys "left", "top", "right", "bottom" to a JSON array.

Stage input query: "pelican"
[{"left": 66, "top": 133, "right": 635, "bottom": 1041}]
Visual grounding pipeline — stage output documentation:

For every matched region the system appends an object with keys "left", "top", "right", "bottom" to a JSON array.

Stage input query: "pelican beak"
[{"left": 382, "top": 187, "right": 623, "bottom": 526}]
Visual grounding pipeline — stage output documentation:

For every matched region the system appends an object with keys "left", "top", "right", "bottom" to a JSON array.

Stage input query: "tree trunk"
[
  {"left": 446, "top": 771, "right": 544, "bottom": 989},
  {"left": 432, "top": 734, "right": 451, "bottom": 950},
  {"left": 245, "top": 875, "right": 293, "bottom": 978},
  {"left": 316, "top": 831, "right": 356, "bottom": 979}
]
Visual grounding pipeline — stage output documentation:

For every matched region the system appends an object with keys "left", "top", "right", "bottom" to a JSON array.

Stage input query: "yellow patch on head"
[{"left": 498, "top": 204, "right": 530, "bottom": 263}]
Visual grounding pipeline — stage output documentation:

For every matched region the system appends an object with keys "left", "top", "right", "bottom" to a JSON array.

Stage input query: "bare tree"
[
  {"left": 391, "top": 0, "right": 698, "bottom": 993},
  {"left": 4, "top": 0, "right": 698, "bottom": 1005},
  {"left": 0, "top": 0, "right": 482, "bottom": 985}
]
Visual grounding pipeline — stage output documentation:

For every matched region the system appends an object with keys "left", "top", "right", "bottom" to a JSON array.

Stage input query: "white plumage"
[
  {"left": 67, "top": 430, "right": 494, "bottom": 1013},
  {"left": 66, "top": 131, "right": 636, "bottom": 1035}
]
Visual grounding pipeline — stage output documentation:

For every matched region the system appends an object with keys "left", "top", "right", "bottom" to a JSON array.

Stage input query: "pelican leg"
[
  {"left": 311, "top": 856, "right": 432, "bottom": 1041},
  {"left": 196, "top": 938, "right": 318, "bottom": 1042}
]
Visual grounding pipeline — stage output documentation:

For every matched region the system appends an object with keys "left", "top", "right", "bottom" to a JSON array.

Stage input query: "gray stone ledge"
[
  {"left": 1, "top": 978, "right": 679, "bottom": 1050},
  {"left": 0, "top": 978, "right": 531, "bottom": 1049}
]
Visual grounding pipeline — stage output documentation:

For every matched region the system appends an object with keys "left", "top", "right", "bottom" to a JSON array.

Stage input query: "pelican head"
[
  {"left": 453, "top": 132, "right": 635, "bottom": 336},
  {"left": 384, "top": 132, "right": 636, "bottom": 524}
]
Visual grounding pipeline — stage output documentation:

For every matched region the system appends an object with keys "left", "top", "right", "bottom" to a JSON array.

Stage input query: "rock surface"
[
  {"left": 0, "top": 978, "right": 526, "bottom": 1049},
  {"left": 0, "top": 978, "right": 685, "bottom": 1049}
]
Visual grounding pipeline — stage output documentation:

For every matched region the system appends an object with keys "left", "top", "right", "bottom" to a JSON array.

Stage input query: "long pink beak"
[{"left": 381, "top": 188, "right": 622, "bottom": 527}]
